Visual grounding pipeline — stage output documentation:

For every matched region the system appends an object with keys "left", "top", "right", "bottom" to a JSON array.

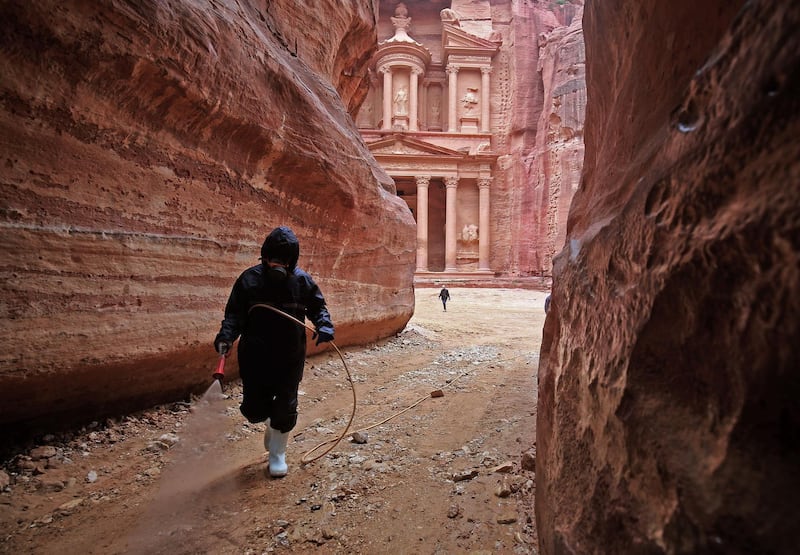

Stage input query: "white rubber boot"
[{"left": 268, "top": 427, "right": 289, "bottom": 478}]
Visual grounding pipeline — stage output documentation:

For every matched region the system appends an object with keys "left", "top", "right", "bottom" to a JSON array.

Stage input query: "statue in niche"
[
  {"left": 461, "top": 224, "right": 479, "bottom": 243},
  {"left": 394, "top": 86, "right": 408, "bottom": 116},
  {"left": 461, "top": 87, "right": 479, "bottom": 113},
  {"left": 430, "top": 97, "right": 441, "bottom": 123}
]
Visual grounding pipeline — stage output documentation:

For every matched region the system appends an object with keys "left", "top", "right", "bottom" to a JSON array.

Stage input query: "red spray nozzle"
[{"left": 212, "top": 355, "right": 226, "bottom": 382}]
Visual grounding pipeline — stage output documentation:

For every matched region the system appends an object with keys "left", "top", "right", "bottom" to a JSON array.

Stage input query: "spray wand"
[
  {"left": 206, "top": 305, "right": 355, "bottom": 464},
  {"left": 212, "top": 344, "right": 229, "bottom": 384}
]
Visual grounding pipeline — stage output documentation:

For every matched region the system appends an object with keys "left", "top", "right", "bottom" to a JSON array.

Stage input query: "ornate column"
[
  {"left": 444, "top": 177, "right": 459, "bottom": 271},
  {"left": 446, "top": 64, "right": 459, "bottom": 133},
  {"left": 380, "top": 66, "right": 393, "bottom": 130},
  {"left": 415, "top": 175, "right": 430, "bottom": 271},
  {"left": 478, "top": 177, "right": 492, "bottom": 270},
  {"left": 480, "top": 67, "right": 492, "bottom": 133},
  {"left": 409, "top": 69, "right": 421, "bottom": 131}
]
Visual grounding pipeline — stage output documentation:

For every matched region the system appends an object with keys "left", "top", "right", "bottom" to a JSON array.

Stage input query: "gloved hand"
[
  {"left": 312, "top": 328, "right": 334, "bottom": 346},
  {"left": 215, "top": 339, "right": 232, "bottom": 356}
]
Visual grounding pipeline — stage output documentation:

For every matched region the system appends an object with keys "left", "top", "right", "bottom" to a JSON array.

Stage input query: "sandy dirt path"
[{"left": 0, "top": 287, "right": 548, "bottom": 554}]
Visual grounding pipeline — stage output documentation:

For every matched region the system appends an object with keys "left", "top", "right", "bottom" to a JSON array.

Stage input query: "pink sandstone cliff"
[
  {"left": 537, "top": 0, "right": 799, "bottom": 553},
  {"left": 495, "top": 0, "right": 585, "bottom": 277},
  {"left": 0, "top": 0, "right": 416, "bottom": 438}
]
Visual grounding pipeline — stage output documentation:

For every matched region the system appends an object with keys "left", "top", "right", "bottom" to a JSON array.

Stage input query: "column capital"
[
  {"left": 480, "top": 66, "right": 493, "bottom": 75},
  {"left": 411, "top": 67, "right": 424, "bottom": 76},
  {"left": 415, "top": 175, "right": 431, "bottom": 187},
  {"left": 478, "top": 177, "right": 493, "bottom": 189},
  {"left": 446, "top": 64, "right": 460, "bottom": 74},
  {"left": 445, "top": 176, "right": 459, "bottom": 188},
  {"left": 378, "top": 65, "right": 392, "bottom": 75}
]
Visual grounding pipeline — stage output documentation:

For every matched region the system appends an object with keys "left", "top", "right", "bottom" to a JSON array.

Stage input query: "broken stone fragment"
[
  {"left": 158, "top": 433, "right": 180, "bottom": 446},
  {"left": 38, "top": 477, "right": 65, "bottom": 492},
  {"left": 351, "top": 431, "right": 368, "bottom": 444},
  {"left": 452, "top": 469, "right": 479, "bottom": 482},
  {"left": 29, "top": 446, "right": 58, "bottom": 460},
  {"left": 495, "top": 479, "right": 512, "bottom": 498},
  {"left": 58, "top": 498, "right": 84, "bottom": 512},
  {"left": 146, "top": 440, "right": 170, "bottom": 453},
  {"left": 520, "top": 450, "right": 535, "bottom": 471},
  {"left": 491, "top": 461, "right": 514, "bottom": 473},
  {"left": 497, "top": 514, "right": 518, "bottom": 524}
]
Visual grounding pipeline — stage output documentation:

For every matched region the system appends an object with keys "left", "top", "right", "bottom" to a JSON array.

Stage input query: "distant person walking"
[{"left": 439, "top": 286, "right": 450, "bottom": 311}]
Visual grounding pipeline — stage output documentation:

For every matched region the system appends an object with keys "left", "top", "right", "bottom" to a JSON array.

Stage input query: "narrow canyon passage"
[{"left": 0, "top": 288, "right": 547, "bottom": 554}]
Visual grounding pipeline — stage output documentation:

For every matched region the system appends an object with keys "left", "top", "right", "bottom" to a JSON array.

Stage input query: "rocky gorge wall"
[
  {"left": 537, "top": 0, "right": 799, "bottom": 553},
  {"left": 496, "top": 0, "right": 584, "bottom": 277},
  {"left": 0, "top": 0, "right": 416, "bottom": 439}
]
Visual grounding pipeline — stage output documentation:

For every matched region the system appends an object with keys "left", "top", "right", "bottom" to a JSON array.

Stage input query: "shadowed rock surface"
[
  {"left": 0, "top": 0, "right": 416, "bottom": 439},
  {"left": 537, "top": 1, "right": 800, "bottom": 553}
]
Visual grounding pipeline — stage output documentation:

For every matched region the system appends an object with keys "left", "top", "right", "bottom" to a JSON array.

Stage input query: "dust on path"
[{"left": 0, "top": 288, "right": 548, "bottom": 554}]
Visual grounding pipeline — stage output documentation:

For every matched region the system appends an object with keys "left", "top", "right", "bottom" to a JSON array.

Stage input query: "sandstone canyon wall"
[
  {"left": 497, "top": 0, "right": 584, "bottom": 277},
  {"left": 0, "top": 0, "right": 417, "bottom": 439},
  {"left": 537, "top": 0, "right": 799, "bottom": 553}
]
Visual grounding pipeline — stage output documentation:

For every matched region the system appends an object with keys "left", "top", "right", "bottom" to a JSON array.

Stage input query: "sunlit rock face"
[
  {"left": 0, "top": 0, "right": 416, "bottom": 438},
  {"left": 537, "top": 1, "right": 799, "bottom": 553}
]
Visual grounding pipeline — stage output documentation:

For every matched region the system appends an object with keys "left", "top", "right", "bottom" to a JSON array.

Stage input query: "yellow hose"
[
  {"left": 248, "top": 303, "right": 356, "bottom": 464},
  {"left": 248, "top": 303, "right": 529, "bottom": 465}
]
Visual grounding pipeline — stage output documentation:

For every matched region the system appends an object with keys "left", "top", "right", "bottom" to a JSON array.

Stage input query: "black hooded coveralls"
[{"left": 214, "top": 227, "right": 334, "bottom": 432}]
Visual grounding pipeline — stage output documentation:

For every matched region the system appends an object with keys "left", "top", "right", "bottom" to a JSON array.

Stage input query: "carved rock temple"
[{"left": 359, "top": 1, "right": 584, "bottom": 281}]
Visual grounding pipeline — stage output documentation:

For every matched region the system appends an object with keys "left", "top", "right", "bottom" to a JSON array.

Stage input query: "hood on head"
[{"left": 260, "top": 226, "right": 300, "bottom": 269}]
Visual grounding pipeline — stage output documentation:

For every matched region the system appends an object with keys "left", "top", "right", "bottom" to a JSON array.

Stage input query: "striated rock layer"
[
  {"left": 537, "top": 0, "right": 799, "bottom": 553},
  {"left": 0, "top": 0, "right": 416, "bottom": 439}
]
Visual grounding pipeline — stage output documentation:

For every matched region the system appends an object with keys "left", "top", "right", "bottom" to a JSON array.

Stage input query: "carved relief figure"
[
  {"left": 461, "top": 87, "right": 479, "bottom": 113},
  {"left": 461, "top": 224, "right": 479, "bottom": 242},
  {"left": 394, "top": 86, "right": 408, "bottom": 116}
]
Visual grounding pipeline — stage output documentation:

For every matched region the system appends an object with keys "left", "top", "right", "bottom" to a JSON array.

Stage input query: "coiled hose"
[{"left": 248, "top": 303, "right": 356, "bottom": 464}]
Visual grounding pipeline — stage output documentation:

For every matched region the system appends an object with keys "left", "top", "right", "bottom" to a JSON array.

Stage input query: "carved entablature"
[
  {"left": 448, "top": 55, "right": 493, "bottom": 66},
  {"left": 372, "top": 142, "right": 438, "bottom": 156},
  {"left": 376, "top": 52, "right": 429, "bottom": 74},
  {"left": 382, "top": 162, "right": 445, "bottom": 172}
]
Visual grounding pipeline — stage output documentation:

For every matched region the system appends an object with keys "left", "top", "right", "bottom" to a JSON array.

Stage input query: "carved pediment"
[
  {"left": 368, "top": 135, "right": 466, "bottom": 158},
  {"left": 442, "top": 25, "right": 500, "bottom": 57}
]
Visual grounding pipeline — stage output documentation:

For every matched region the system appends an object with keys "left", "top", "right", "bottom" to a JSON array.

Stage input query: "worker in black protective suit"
[{"left": 214, "top": 226, "right": 334, "bottom": 477}]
